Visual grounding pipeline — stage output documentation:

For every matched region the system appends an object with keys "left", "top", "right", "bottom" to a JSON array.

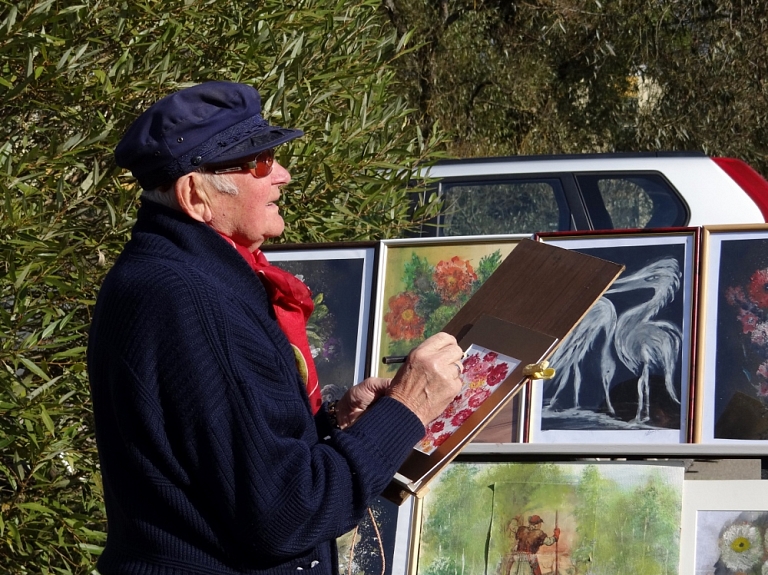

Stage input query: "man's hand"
[
  {"left": 335, "top": 377, "right": 391, "bottom": 429},
  {"left": 553, "top": 527, "right": 560, "bottom": 539},
  {"left": 386, "top": 332, "right": 464, "bottom": 426}
]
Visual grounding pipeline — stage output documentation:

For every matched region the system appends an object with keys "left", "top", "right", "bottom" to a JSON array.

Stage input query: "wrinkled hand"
[
  {"left": 335, "top": 377, "right": 392, "bottom": 429},
  {"left": 386, "top": 332, "right": 464, "bottom": 426},
  {"left": 553, "top": 527, "right": 560, "bottom": 539}
]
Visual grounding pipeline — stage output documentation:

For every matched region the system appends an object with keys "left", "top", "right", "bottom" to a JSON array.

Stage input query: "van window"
[
  {"left": 576, "top": 173, "right": 688, "bottom": 230},
  {"left": 438, "top": 178, "right": 571, "bottom": 236}
]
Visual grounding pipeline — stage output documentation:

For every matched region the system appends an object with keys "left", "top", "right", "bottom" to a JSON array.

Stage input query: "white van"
[{"left": 411, "top": 152, "right": 768, "bottom": 236}]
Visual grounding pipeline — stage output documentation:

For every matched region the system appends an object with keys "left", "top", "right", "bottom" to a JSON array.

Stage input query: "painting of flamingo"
[
  {"left": 531, "top": 231, "right": 696, "bottom": 443},
  {"left": 607, "top": 257, "right": 682, "bottom": 422},
  {"left": 546, "top": 297, "right": 618, "bottom": 414}
]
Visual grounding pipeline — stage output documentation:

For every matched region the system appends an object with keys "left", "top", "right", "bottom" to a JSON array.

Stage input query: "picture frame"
[
  {"left": 680, "top": 480, "right": 768, "bottom": 575},
  {"left": 527, "top": 228, "right": 699, "bottom": 445},
  {"left": 409, "top": 459, "right": 685, "bottom": 575},
  {"left": 336, "top": 495, "right": 416, "bottom": 575},
  {"left": 694, "top": 224, "right": 768, "bottom": 443},
  {"left": 262, "top": 242, "right": 377, "bottom": 400},
  {"left": 371, "top": 234, "right": 530, "bottom": 379},
  {"left": 370, "top": 234, "right": 531, "bottom": 449}
]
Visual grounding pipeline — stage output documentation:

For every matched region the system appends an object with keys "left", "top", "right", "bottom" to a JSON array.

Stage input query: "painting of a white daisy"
[{"left": 681, "top": 480, "right": 768, "bottom": 575}]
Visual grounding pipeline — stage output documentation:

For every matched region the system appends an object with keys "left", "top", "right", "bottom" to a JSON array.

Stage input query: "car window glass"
[
  {"left": 438, "top": 179, "right": 569, "bottom": 236},
  {"left": 576, "top": 173, "right": 687, "bottom": 230}
]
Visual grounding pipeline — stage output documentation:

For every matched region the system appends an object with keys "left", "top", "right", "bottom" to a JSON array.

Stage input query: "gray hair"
[{"left": 140, "top": 171, "right": 239, "bottom": 209}]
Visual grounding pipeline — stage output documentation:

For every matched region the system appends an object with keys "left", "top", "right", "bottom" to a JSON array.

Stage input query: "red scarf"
[{"left": 217, "top": 233, "right": 322, "bottom": 414}]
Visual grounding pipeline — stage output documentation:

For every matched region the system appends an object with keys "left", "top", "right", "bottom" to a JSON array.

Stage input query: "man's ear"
[{"left": 175, "top": 173, "right": 213, "bottom": 223}]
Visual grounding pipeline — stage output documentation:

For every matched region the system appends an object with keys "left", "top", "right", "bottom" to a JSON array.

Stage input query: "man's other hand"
[{"left": 335, "top": 377, "right": 391, "bottom": 429}]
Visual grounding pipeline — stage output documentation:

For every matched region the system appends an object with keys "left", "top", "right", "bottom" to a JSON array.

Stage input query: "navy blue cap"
[{"left": 114, "top": 81, "right": 303, "bottom": 190}]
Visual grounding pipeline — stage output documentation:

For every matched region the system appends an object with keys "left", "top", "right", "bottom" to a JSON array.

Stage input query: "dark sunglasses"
[{"left": 204, "top": 148, "right": 275, "bottom": 178}]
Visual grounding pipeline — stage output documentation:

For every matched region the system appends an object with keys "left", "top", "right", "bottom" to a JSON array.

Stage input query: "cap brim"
[{"left": 209, "top": 125, "right": 304, "bottom": 164}]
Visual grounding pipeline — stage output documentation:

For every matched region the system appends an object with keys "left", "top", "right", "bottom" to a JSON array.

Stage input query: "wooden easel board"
[{"left": 387, "top": 239, "right": 624, "bottom": 502}]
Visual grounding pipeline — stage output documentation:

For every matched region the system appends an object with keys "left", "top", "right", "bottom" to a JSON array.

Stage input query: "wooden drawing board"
[
  {"left": 386, "top": 239, "right": 624, "bottom": 503},
  {"left": 461, "top": 238, "right": 627, "bottom": 442}
]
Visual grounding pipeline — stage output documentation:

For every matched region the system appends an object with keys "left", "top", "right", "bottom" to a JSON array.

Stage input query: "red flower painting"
[
  {"left": 384, "top": 292, "right": 424, "bottom": 341},
  {"left": 383, "top": 250, "right": 504, "bottom": 362},
  {"left": 748, "top": 268, "right": 768, "bottom": 309},
  {"left": 434, "top": 256, "right": 478, "bottom": 304},
  {"left": 726, "top": 266, "right": 768, "bottom": 401}
]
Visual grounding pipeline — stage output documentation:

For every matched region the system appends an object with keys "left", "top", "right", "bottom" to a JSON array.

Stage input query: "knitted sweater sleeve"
[{"left": 94, "top": 257, "right": 424, "bottom": 564}]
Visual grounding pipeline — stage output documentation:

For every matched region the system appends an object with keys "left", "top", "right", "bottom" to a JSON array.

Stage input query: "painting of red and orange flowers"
[
  {"left": 696, "top": 225, "right": 768, "bottom": 443},
  {"left": 373, "top": 236, "right": 526, "bottom": 376},
  {"left": 417, "top": 344, "right": 520, "bottom": 454}
]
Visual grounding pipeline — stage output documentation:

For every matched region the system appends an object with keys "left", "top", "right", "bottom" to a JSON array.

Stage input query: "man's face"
[{"left": 203, "top": 158, "right": 290, "bottom": 251}]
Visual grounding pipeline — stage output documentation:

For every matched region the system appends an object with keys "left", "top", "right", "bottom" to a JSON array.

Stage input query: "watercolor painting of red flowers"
[
  {"left": 377, "top": 239, "right": 522, "bottom": 376},
  {"left": 416, "top": 344, "right": 520, "bottom": 454}
]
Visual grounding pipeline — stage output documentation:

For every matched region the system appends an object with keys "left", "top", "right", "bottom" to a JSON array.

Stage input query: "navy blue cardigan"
[{"left": 87, "top": 202, "right": 424, "bottom": 575}]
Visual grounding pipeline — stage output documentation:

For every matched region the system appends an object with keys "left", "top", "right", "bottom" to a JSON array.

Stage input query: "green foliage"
[
  {"left": 384, "top": 0, "right": 768, "bottom": 177},
  {"left": 420, "top": 464, "right": 491, "bottom": 575},
  {"left": 474, "top": 251, "right": 503, "bottom": 288},
  {"left": 402, "top": 254, "right": 433, "bottom": 296},
  {"left": 571, "top": 464, "right": 605, "bottom": 566},
  {"left": 0, "top": 0, "right": 447, "bottom": 572}
]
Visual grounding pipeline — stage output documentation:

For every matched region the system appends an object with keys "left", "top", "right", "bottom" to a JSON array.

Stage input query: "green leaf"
[
  {"left": 17, "top": 502, "right": 56, "bottom": 515},
  {"left": 18, "top": 357, "right": 50, "bottom": 382},
  {"left": 40, "top": 405, "right": 55, "bottom": 434}
]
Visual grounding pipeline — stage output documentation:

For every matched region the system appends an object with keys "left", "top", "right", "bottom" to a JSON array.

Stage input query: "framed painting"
[
  {"left": 262, "top": 242, "right": 377, "bottom": 401},
  {"left": 680, "top": 480, "right": 768, "bottom": 575},
  {"left": 370, "top": 234, "right": 529, "bottom": 449},
  {"left": 694, "top": 224, "right": 768, "bottom": 443},
  {"left": 370, "top": 235, "right": 529, "bottom": 379},
  {"left": 527, "top": 228, "right": 699, "bottom": 444},
  {"left": 337, "top": 495, "right": 415, "bottom": 575},
  {"left": 410, "top": 459, "right": 685, "bottom": 575}
]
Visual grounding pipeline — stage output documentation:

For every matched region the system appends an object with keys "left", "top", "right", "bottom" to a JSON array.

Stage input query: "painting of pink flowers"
[{"left": 416, "top": 344, "right": 520, "bottom": 454}]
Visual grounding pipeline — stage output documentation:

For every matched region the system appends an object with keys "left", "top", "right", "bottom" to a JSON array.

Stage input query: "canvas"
[
  {"left": 263, "top": 243, "right": 376, "bottom": 401},
  {"left": 696, "top": 225, "right": 768, "bottom": 443},
  {"left": 528, "top": 229, "right": 698, "bottom": 444},
  {"left": 680, "top": 480, "right": 768, "bottom": 575},
  {"left": 414, "top": 460, "right": 685, "bottom": 575},
  {"left": 371, "top": 235, "right": 527, "bottom": 378}
]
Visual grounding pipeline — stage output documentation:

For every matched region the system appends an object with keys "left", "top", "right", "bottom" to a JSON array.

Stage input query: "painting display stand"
[{"left": 386, "top": 239, "right": 624, "bottom": 503}]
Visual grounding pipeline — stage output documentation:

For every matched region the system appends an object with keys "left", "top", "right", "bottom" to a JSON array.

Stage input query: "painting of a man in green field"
[
  {"left": 498, "top": 514, "right": 560, "bottom": 575},
  {"left": 417, "top": 462, "right": 683, "bottom": 575}
]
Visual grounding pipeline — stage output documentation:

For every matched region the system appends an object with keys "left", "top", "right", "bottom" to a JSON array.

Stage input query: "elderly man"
[{"left": 87, "top": 81, "right": 463, "bottom": 575}]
